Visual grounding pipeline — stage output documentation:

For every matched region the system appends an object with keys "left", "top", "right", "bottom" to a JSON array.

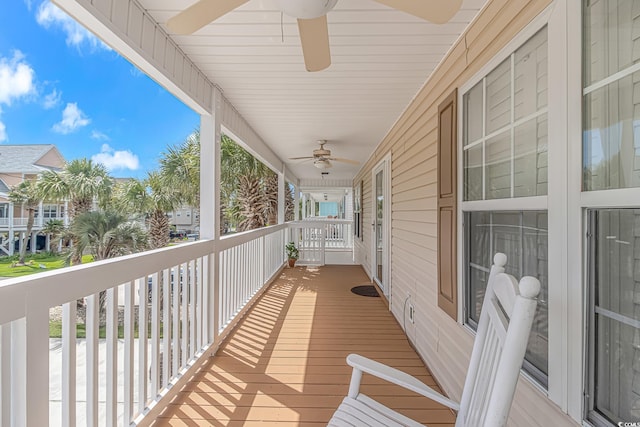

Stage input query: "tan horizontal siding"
[{"left": 353, "top": 0, "right": 578, "bottom": 425}]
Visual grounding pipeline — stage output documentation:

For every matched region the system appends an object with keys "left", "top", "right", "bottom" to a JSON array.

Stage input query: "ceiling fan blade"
[
  {"left": 167, "top": 0, "right": 249, "bottom": 34},
  {"left": 297, "top": 16, "right": 331, "bottom": 72},
  {"left": 328, "top": 157, "right": 360, "bottom": 165},
  {"left": 372, "top": 0, "right": 462, "bottom": 24},
  {"left": 289, "top": 156, "right": 315, "bottom": 160}
]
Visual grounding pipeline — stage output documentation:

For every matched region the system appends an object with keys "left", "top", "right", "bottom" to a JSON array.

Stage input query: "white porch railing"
[
  {"left": 0, "top": 216, "right": 66, "bottom": 228},
  {"left": 0, "top": 224, "right": 287, "bottom": 427},
  {"left": 289, "top": 220, "right": 353, "bottom": 265}
]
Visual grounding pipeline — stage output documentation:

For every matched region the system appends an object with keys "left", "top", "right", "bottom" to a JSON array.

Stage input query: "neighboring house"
[
  {"left": 0, "top": 145, "right": 67, "bottom": 255},
  {"left": 168, "top": 205, "right": 199, "bottom": 233}
]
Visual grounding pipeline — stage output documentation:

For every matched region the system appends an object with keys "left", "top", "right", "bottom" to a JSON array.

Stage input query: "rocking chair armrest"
[{"left": 346, "top": 354, "right": 461, "bottom": 411}]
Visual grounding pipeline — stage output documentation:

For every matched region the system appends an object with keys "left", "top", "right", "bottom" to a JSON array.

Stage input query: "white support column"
[
  {"left": 63, "top": 201, "right": 69, "bottom": 227},
  {"left": 37, "top": 202, "right": 43, "bottom": 227},
  {"left": 30, "top": 233, "right": 36, "bottom": 254},
  {"left": 200, "top": 86, "right": 222, "bottom": 347},
  {"left": 301, "top": 194, "right": 306, "bottom": 220},
  {"left": 8, "top": 203, "right": 13, "bottom": 256},
  {"left": 294, "top": 184, "right": 300, "bottom": 221},
  {"left": 277, "top": 167, "right": 285, "bottom": 224}
]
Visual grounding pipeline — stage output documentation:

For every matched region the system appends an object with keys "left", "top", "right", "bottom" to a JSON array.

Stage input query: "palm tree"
[
  {"left": 8, "top": 180, "right": 42, "bottom": 264},
  {"left": 160, "top": 131, "right": 200, "bottom": 228},
  {"left": 41, "top": 219, "right": 67, "bottom": 254},
  {"left": 116, "top": 172, "right": 181, "bottom": 249},
  {"left": 72, "top": 210, "right": 147, "bottom": 261},
  {"left": 220, "top": 134, "right": 276, "bottom": 231},
  {"left": 39, "top": 159, "right": 114, "bottom": 264},
  {"left": 285, "top": 182, "right": 295, "bottom": 222},
  {"left": 161, "top": 131, "right": 279, "bottom": 234},
  {"left": 72, "top": 210, "right": 147, "bottom": 312}
]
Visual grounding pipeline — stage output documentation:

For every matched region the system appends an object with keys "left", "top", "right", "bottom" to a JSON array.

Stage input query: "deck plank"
[{"left": 153, "top": 265, "right": 456, "bottom": 426}]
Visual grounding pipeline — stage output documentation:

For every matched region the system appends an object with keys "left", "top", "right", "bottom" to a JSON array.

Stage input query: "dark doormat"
[{"left": 351, "top": 285, "right": 380, "bottom": 297}]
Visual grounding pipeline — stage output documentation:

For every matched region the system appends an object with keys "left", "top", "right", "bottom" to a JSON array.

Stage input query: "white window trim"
[
  {"left": 370, "top": 153, "right": 392, "bottom": 303},
  {"left": 456, "top": 1, "right": 581, "bottom": 419}
]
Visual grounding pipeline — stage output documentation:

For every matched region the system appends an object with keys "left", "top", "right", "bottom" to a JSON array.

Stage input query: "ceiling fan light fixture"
[
  {"left": 276, "top": 0, "right": 338, "bottom": 19},
  {"left": 314, "top": 158, "right": 332, "bottom": 169}
]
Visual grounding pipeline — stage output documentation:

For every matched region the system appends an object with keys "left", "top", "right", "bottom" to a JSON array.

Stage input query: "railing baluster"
[
  {"left": 172, "top": 266, "right": 179, "bottom": 376},
  {"left": 85, "top": 294, "right": 99, "bottom": 427},
  {"left": 221, "top": 250, "right": 225, "bottom": 329},
  {"left": 138, "top": 277, "right": 148, "bottom": 413},
  {"left": 123, "top": 281, "right": 135, "bottom": 423},
  {"left": 162, "top": 268, "right": 170, "bottom": 388},
  {"left": 196, "top": 258, "right": 203, "bottom": 350},
  {"left": 151, "top": 272, "right": 160, "bottom": 395},
  {"left": 1, "top": 324, "right": 11, "bottom": 427},
  {"left": 189, "top": 260, "right": 196, "bottom": 360},
  {"left": 105, "top": 287, "right": 118, "bottom": 427},
  {"left": 181, "top": 263, "right": 188, "bottom": 368},
  {"left": 11, "top": 319, "right": 26, "bottom": 427},
  {"left": 62, "top": 302, "right": 77, "bottom": 427}
]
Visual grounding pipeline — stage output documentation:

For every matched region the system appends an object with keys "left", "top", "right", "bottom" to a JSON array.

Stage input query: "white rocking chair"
[{"left": 328, "top": 253, "right": 541, "bottom": 427}]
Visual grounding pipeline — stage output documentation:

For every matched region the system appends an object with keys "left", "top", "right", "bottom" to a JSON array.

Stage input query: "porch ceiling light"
[{"left": 314, "top": 158, "right": 332, "bottom": 169}]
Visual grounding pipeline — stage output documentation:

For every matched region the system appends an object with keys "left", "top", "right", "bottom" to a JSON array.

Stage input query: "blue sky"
[{"left": 0, "top": 1, "right": 199, "bottom": 178}]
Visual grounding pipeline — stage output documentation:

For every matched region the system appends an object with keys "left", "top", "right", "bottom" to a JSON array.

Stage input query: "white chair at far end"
[{"left": 328, "top": 253, "right": 541, "bottom": 427}]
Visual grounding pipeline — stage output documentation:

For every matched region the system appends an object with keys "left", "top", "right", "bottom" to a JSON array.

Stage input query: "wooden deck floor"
[{"left": 153, "top": 265, "right": 456, "bottom": 426}]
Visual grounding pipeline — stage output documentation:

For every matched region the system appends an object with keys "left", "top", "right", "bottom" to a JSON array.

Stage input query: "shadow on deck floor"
[{"left": 153, "top": 265, "right": 455, "bottom": 426}]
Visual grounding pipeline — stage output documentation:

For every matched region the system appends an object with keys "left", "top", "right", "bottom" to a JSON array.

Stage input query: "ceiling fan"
[
  {"left": 167, "top": 0, "right": 463, "bottom": 72},
  {"left": 289, "top": 140, "right": 359, "bottom": 169}
]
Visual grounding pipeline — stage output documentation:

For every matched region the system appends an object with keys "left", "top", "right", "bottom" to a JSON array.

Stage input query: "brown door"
[{"left": 437, "top": 89, "right": 458, "bottom": 320}]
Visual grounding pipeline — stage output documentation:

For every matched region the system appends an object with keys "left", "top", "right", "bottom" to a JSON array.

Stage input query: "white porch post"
[
  {"left": 30, "top": 232, "right": 36, "bottom": 254},
  {"left": 63, "top": 201, "right": 69, "bottom": 227},
  {"left": 301, "top": 194, "right": 306, "bottom": 220},
  {"left": 277, "top": 166, "right": 285, "bottom": 224},
  {"left": 200, "top": 86, "right": 222, "bottom": 347},
  {"left": 294, "top": 185, "right": 300, "bottom": 221},
  {"left": 37, "top": 202, "right": 43, "bottom": 227},
  {"left": 8, "top": 202, "right": 13, "bottom": 256}
]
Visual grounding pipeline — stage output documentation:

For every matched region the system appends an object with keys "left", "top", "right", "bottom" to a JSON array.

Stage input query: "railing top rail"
[
  {"left": 0, "top": 239, "right": 215, "bottom": 325},
  {"left": 218, "top": 223, "right": 287, "bottom": 252},
  {"left": 290, "top": 219, "right": 352, "bottom": 226}
]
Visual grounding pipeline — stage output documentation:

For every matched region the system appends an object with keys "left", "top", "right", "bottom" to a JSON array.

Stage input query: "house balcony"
[
  {"left": 0, "top": 221, "right": 416, "bottom": 427},
  {"left": 0, "top": 216, "right": 66, "bottom": 230}
]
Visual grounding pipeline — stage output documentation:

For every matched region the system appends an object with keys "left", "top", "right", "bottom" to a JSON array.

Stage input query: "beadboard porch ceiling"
[{"left": 138, "top": 0, "right": 488, "bottom": 181}]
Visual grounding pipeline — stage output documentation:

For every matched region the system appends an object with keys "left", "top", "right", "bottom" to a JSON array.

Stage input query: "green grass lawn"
[
  {"left": 0, "top": 253, "right": 94, "bottom": 277},
  {"left": 49, "top": 321, "right": 164, "bottom": 339}
]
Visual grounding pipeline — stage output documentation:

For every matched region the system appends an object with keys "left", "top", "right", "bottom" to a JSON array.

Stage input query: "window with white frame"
[
  {"left": 353, "top": 181, "right": 362, "bottom": 239},
  {"left": 43, "top": 204, "right": 58, "bottom": 219},
  {"left": 461, "top": 26, "right": 549, "bottom": 386},
  {"left": 583, "top": 1, "right": 640, "bottom": 425}
]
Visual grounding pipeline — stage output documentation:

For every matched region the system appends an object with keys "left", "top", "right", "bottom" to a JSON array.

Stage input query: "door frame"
[{"left": 370, "top": 153, "right": 392, "bottom": 301}]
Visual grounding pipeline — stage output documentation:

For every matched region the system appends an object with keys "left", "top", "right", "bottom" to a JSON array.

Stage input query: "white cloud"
[
  {"left": 43, "top": 88, "right": 61, "bottom": 109},
  {"left": 0, "top": 50, "right": 36, "bottom": 106},
  {"left": 36, "top": 2, "right": 109, "bottom": 52},
  {"left": 0, "top": 121, "right": 6, "bottom": 143},
  {"left": 92, "top": 144, "right": 139, "bottom": 171},
  {"left": 90, "top": 130, "right": 109, "bottom": 141},
  {"left": 52, "top": 102, "right": 90, "bottom": 134}
]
